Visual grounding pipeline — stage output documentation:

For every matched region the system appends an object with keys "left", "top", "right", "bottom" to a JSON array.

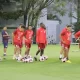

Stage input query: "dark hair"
[
  {"left": 19, "top": 23, "right": 23, "bottom": 26},
  {"left": 40, "top": 23, "right": 46, "bottom": 29},
  {"left": 67, "top": 25, "right": 71, "bottom": 27},
  {"left": 40, "top": 23, "right": 44, "bottom": 26},
  {"left": 21, "top": 25, "right": 26, "bottom": 29}
]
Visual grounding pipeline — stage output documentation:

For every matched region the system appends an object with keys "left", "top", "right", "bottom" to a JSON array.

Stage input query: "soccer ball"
[
  {"left": 39, "top": 56, "right": 44, "bottom": 62},
  {"left": 24, "top": 58, "right": 30, "bottom": 63},
  {"left": 61, "top": 58, "right": 66, "bottom": 62},
  {"left": 17, "top": 55, "right": 22, "bottom": 61},
  {"left": 43, "top": 55, "right": 48, "bottom": 60},
  {"left": 29, "top": 58, "right": 33, "bottom": 63}
]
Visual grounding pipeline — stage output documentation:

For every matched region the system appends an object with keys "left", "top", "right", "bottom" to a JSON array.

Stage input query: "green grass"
[{"left": 0, "top": 44, "right": 80, "bottom": 80}]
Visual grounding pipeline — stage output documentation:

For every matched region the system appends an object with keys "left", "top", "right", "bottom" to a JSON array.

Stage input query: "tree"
[
  {"left": 0, "top": 0, "right": 70, "bottom": 27},
  {"left": 68, "top": 0, "right": 80, "bottom": 32}
]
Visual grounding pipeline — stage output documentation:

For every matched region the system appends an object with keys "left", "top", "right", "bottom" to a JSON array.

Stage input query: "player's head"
[
  {"left": 66, "top": 25, "right": 72, "bottom": 32},
  {"left": 20, "top": 25, "right": 26, "bottom": 31},
  {"left": 40, "top": 23, "right": 46, "bottom": 29},
  {"left": 28, "top": 26, "right": 32, "bottom": 30},
  {"left": 3, "top": 26, "right": 7, "bottom": 31},
  {"left": 18, "top": 23, "right": 23, "bottom": 29}
]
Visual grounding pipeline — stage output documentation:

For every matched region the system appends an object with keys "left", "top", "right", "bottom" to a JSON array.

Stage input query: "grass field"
[{"left": 0, "top": 44, "right": 80, "bottom": 80}]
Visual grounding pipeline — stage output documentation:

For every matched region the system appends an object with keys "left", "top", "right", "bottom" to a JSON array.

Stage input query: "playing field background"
[{"left": 0, "top": 44, "right": 80, "bottom": 80}]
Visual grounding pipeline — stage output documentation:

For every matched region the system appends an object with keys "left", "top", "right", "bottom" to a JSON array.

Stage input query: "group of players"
[
  {"left": 1, "top": 23, "right": 80, "bottom": 63},
  {"left": 1, "top": 23, "right": 48, "bottom": 62}
]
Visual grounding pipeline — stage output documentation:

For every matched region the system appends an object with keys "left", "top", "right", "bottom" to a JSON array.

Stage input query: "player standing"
[
  {"left": 12, "top": 24, "right": 23, "bottom": 59},
  {"left": 60, "top": 25, "right": 72, "bottom": 63},
  {"left": 2, "top": 26, "right": 9, "bottom": 58},
  {"left": 12, "top": 25, "right": 25, "bottom": 60},
  {"left": 34, "top": 23, "right": 47, "bottom": 61},
  {"left": 75, "top": 31, "right": 80, "bottom": 51},
  {"left": 24, "top": 26, "right": 33, "bottom": 57}
]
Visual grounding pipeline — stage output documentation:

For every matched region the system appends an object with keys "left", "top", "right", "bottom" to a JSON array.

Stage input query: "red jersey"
[
  {"left": 60, "top": 28, "right": 71, "bottom": 45},
  {"left": 24, "top": 30, "right": 33, "bottom": 43},
  {"left": 75, "top": 31, "right": 80, "bottom": 39},
  {"left": 13, "top": 29, "right": 24, "bottom": 43},
  {"left": 36, "top": 27, "right": 47, "bottom": 44}
]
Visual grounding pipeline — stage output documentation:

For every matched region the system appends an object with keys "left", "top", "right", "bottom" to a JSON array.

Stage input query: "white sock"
[
  {"left": 4, "top": 53, "right": 6, "bottom": 54},
  {"left": 60, "top": 54, "right": 62, "bottom": 58}
]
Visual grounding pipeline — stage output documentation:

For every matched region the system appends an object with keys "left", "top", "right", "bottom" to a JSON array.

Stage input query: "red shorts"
[
  {"left": 14, "top": 42, "right": 23, "bottom": 48},
  {"left": 61, "top": 42, "right": 70, "bottom": 49},
  {"left": 25, "top": 42, "right": 31, "bottom": 48},
  {"left": 38, "top": 43, "right": 45, "bottom": 49}
]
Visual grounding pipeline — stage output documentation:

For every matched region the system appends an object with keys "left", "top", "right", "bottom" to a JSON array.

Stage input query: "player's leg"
[
  {"left": 25, "top": 48, "right": 30, "bottom": 56},
  {"left": 62, "top": 45, "right": 71, "bottom": 63},
  {"left": 15, "top": 42, "right": 21, "bottom": 60},
  {"left": 20, "top": 48, "right": 22, "bottom": 54},
  {"left": 13, "top": 46, "right": 17, "bottom": 59},
  {"left": 13, "top": 42, "right": 19, "bottom": 59},
  {"left": 16, "top": 45, "right": 22, "bottom": 61},
  {"left": 39, "top": 43, "right": 45, "bottom": 61},
  {"left": 25, "top": 43, "right": 31, "bottom": 57},
  {"left": 59, "top": 47, "right": 64, "bottom": 59},
  {"left": 34, "top": 44, "right": 40, "bottom": 61},
  {"left": 3, "top": 41, "right": 8, "bottom": 58},
  {"left": 59, "top": 42, "right": 64, "bottom": 59}
]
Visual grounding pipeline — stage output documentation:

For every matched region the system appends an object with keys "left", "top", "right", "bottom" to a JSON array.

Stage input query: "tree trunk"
[
  {"left": 24, "top": 14, "right": 27, "bottom": 26},
  {"left": 77, "top": 0, "right": 80, "bottom": 22}
]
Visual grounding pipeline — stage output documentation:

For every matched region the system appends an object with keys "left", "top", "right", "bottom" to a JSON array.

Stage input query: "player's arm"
[
  {"left": 2, "top": 31, "right": 9, "bottom": 37},
  {"left": 75, "top": 31, "right": 80, "bottom": 40},
  {"left": 59, "top": 31, "right": 65, "bottom": 43},
  {"left": 36, "top": 29, "right": 39, "bottom": 44},
  {"left": 12, "top": 30, "right": 17, "bottom": 44},
  {"left": 12, "top": 32, "right": 14, "bottom": 44}
]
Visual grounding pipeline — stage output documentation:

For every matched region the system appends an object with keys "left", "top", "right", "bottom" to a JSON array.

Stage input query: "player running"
[
  {"left": 34, "top": 23, "right": 47, "bottom": 61},
  {"left": 60, "top": 25, "right": 72, "bottom": 63},
  {"left": 12, "top": 25, "right": 25, "bottom": 60},
  {"left": 75, "top": 31, "right": 80, "bottom": 51},
  {"left": 2, "top": 26, "right": 10, "bottom": 59},
  {"left": 24, "top": 26, "right": 33, "bottom": 58}
]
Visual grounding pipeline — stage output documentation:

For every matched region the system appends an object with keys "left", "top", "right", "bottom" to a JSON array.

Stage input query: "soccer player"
[
  {"left": 34, "top": 23, "right": 47, "bottom": 61},
  {"left": 60, "top": 25, "right": 72, "bottom": 63},
  {"left": 12, "top": 24, "right": 23, "bottom": 59},
  {"left": 2, "top": 26, "right": 9, "bottom": 58},
  {"left": 75, "top": 31, "right": 80, "bottom": 50},
  {"left": 12, "top": 25, "right": 25, "bottom": 60},
  {"left": 24, "top": 26, "right": 33, "bottom": 57}
]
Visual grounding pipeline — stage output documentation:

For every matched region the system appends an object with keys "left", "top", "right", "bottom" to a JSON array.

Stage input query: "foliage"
[{"left": 0, "top": 10, "right": 24, "bottom": 20}]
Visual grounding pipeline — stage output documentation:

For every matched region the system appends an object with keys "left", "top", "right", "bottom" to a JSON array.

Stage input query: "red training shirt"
[
  {"left": 75, "top": 31, "right": 80, "bottom": 39},
  {"left": 13, "top": 29, "right": 24, "bottom": 43},
  {"left": 60, "top": 28, "right": 71, "bottom": 45},
  {"left": 24, "top": 30, "right": 33, "bottom": 44},
  {"left": 36, "top": 27, "right": 47, "bottom": 44}
]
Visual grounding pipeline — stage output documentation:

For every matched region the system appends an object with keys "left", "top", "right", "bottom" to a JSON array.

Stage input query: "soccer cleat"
[
  {"left": 66, "top": 60, "right": 71, "bottom": 63},
  {"left": 34, "top": 57, "right": 37, "bottom": 61},
  {"left": 59, "top": 58, "right": 62, "bottom": 60},
  {"left": 3, "top": 54, "right": 6, "bottom": 56},
  {"left": 13, "top": 55, "right": 16, "bottom": 60},
  {"left": 3, "top": 54, "right": 7, "bottom": 59}
]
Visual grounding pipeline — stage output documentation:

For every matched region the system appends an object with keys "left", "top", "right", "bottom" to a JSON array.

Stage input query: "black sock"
[
  {"left": 67, "top": 57, "right": 69, "bottom": 60},
  {"left": 36, "top": 50, "right": 40, "bottom": 56},
  {"left": 40, "top": 49, "right": 44, "bottom": 56}
]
